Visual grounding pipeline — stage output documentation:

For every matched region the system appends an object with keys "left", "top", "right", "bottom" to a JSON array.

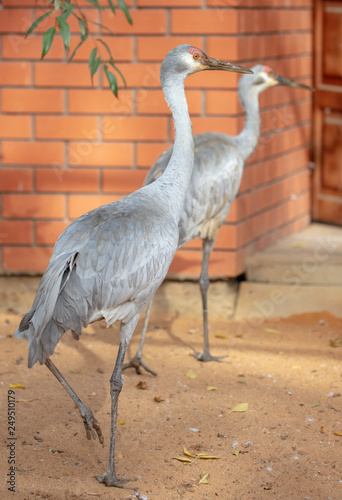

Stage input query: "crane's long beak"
[
  {"left": 274, "top": 74, "right": 314, "bottom": 91},
  {"left": 202, "top": 56, "right": 253, "bottom": 74}
]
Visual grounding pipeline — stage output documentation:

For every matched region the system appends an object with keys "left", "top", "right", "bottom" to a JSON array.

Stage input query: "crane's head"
[
  {"left": 161, "top": 45, "right": 253, "bottom": 84},
  {"left": 240, "top": 64, "right": 314, "bottom": 93}
]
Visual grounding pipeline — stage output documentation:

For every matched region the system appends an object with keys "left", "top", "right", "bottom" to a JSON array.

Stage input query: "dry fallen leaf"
[
  {"left": 136, "top": 381, "right": 148, "bottom": 390},
  {"left": 197, "top": 453, "right": 220, "bottom": 459},
  {"left": 215, "top": 334, "right": 229, "bottom": 339},
  {"left": 291, "top": 365, "right": 301, "bottom": 370},
  {"left": 154, "top": 396, "right": 165, "bottom": 403},
  {"left": 199, "top": 471, "right": 209, "bottom": 484},
  {"left": 183, "top": 447, "right": 196, "bottom": 458},
  {"left": 118, "top": 420, "right": 125, "bottom": 425},
  {"left": 329, "top": 337, "right": 342, "bottom": 348},
  {"left": 333, "top": 432, "right": 342, "bottom": 437},
  {"left": 173, "top": 456, "right": 192, "bottom": 463},
  {"left": 229, "top": 402, "right": 249, "bottom": 413},
  {"left": 232, "top": 450, "right": 240, "bottom": 456},
  {"left": 186, "top": 369, "right": 198, "bottom": 379},
  {"left": 10, "top": 384, "right": 25, "bottom": 389},
  {"left": 143, "top": 353, "right": 152, "bottom": 359},
  {"left": 303, "top": 401, "right": 320, "bottom": 408},
  {"left": 207, "top": 386, "right": 217, "bottom": 391},
  {"left": 265, "top": 328, "right": 282, "bottom": 334},
  {"left": 117, "top": 452, "right": 124, "bottom": 459}
]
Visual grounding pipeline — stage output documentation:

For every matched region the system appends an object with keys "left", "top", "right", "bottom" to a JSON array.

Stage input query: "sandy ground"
[{"left": 1, "top": 277, "right": 342, "bottom": 500}]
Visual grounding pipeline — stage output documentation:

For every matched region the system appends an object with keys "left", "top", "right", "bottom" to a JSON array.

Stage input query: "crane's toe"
[
  {"left": 194, "top": 350, "right": 227, "bottom": 363},
  {"left": 79, "top": 404, "right": 104, "bottom": 445},
  {"left": 123, "top": 356, "right": 157, "bottom": 377},
  {"left": 96, "top": 472, "right": 139, "bottom": 488}
]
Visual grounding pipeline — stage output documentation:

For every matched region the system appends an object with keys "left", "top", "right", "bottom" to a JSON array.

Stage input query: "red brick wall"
[{"left": 0, "top": 0, "right": 313, "bottom": 277}]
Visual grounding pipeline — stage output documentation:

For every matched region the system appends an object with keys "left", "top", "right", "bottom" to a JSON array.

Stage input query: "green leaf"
[
  {"left": 55, "top": 0, "right": 61, "bottom": 11},
  {"left": 89, "top": 48, "right": 97, "bottom": 69},
  {"left": 26, "top": 11, "right": 53, "bottom": 38},
  {"left": 91, "top": 57, "right": 101, "bottom": 79},
  {"left": 79, "top": 19, "right": 88, "bottom": 41},
  {"left": 108, "top": 0, "right": 116, "bottom": 15},
  {"left": 41, "top": 27, "right": 56, "bottom": 59},
  {"left": 69, "top": 39, "right": 85, "bottom": 62},
  {"left": 84, "top": 0, "right": 104, "bottom": 8},
  {"left": 118, "top": 0, "right": 132, "bottom": 25},
  {"left": 97, "top": 38, "right": 112, "bottom": 59},
  {"left": 104, "top": 64, "right": 118, "bottom": 97},
  {"left": 109, "top": 60, "right": 126, "bottom": 87},
  {"left": 56, "top": 16, "right": 71, "bottom": 53}
]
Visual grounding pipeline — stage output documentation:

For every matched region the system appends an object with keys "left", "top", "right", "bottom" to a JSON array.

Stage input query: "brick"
[
  {"left": 70, "top": 36, "right": 133, "bottom": 62},
  {"left": 2, "top": 0, "right": 51, "bottom": 4},
  {"left": 2, "top": 194, "right": 65, "bottom": 219},
  {"left": 206, "top": 37, "right": 239, "bottom": 62},
  {"left": 102, "top": 9, "right": 167, "bottom": 34},
  {"left": 35, "top": 62, "right": 98, "bottom": 87},
  {"left": 0, "top": 221, "right": 33, "bottom": 244},
  {"left": 36, "top": 168, "right": 99, "bottom": 193},
  {"left": 168, "top": 249, "right": 243, "bottom": 278},
  {"left": 238, "top": 9, "right": 312, "bottom": 34},
  {"left": 2, "top": 142, "right": 65, "bottom": 166},
  {"left": 109, "top": 63, "right": 161, "bottom": 88},
  {"left": 68, "top": 142, "right": 133, "bottom": 167},
  {"left": 136, "top": 142, "right": 172, "bottom": 168},
  {"left": 102, "top": 117, "right": 167, "bottom": 141},
  {"left": 35, "top": 116, "right": 99, "bottom": 140},
  {"left": 102, "top": 169, "right": 147, "bottom": 193},
  {"left": 191, "top": 117, "right": 239, "bottom": 137},
  {"left": 36, "top": 221, "right": 69, "bottom": 245},
  {"left": 2, "top": 34, "right": 64, "bottom": 60},
  {"left": 3, "top": 246, "right": 52, "bottom": 272},
  {"left": 136, "top": 89, "right": 202, "bottom": 115},
  {"left": 214, "top": 224, "right": 237, "bottom": 250},
  {"left": 171, "top": 9, "right": 238, "bottom": 35},
  {"left": 68, "top": 90, "right": 133, "bottom": 115},
  {"left": 0, "top": 62, "right": 31, "bottom": 86},
  {"left": 68, "top": 194, "right": 122, "bottom": 219},
  {"left": 137, "top": 36, "right": 203, "bottom": 61},
  {"left": 0, "top": 116, "right": 31, "bottom": 139},
  {"left": 0, "top": 168, "right": 33, "bottom": 192},
  {"left": 186, "top": 69, "right": 239, "bottom": 89},
  {"left": 2, "top": 89, "right": 65, "bottom": 114},
  {"left": 0, "top": 8, "right": 32, "bottom": 33},
  {"left": 206, "top": 90, "right": 238, "bottom": 115}
]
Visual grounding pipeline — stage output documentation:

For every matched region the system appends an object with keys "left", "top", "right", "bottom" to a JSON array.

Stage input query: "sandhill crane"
[
  {"left": 14, "top": 45, "right": 251, "bottom": 488},
  {"left": 124, "top": 65, "right": 314, "bottom": 376}
]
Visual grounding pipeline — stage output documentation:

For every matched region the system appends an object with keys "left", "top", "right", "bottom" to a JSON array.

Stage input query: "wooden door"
[{"left": 313, "top": 0, "right": 342, "bottom": 225}]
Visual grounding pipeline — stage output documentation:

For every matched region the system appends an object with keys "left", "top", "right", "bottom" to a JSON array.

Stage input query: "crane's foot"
[
  {"left": 96, "top": 471, "right": 139, "bottom": 488},
  {"left": 193, "top": 350, "right": 227, "bottom": 363},
  {"left": 78, "top": 403, "right": 104, "bottom": 445},
  {"left": 122, "top": 356, "right": 157, "bottom": 377}
]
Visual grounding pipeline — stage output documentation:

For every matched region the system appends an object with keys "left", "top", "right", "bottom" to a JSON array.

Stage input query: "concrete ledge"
[{"left": 235, "top": 282, "right": 342, "bottom": 320}]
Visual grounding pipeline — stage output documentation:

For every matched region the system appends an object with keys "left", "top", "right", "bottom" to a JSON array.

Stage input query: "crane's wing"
[
  {"left": 145, "top": 133, "right": 244, "bottom": 246},
  {"left": 15, "top": 192, "right": 178, "bottom": 367}
]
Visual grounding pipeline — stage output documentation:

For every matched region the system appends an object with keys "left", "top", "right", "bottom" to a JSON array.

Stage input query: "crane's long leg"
[
  {"left": 45, "top": 358, "right": 103, "bottom": 444},
  {"left": 97, "top": 319, "right": 140, "bottom": 488},
  {"left": 194, "top": 238, "right": 227, "bottom": 363},
  {"left": 122, "top": 300, "right": 157, "bottom": 376}
]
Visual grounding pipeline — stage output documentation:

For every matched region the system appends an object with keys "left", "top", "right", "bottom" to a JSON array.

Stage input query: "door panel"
[{"left": 313, "top": 0, "right": 342, "bottom": 224}]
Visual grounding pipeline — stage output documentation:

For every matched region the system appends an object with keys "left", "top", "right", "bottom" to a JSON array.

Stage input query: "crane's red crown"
[{"left": 188, "top": 46, "right": 205, "bottom": 59}]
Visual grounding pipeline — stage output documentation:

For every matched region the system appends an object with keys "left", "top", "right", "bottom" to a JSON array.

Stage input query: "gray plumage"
[
  {"left": 124, "top": 64, "right": 314, "bottom": 373},
  {"left": 15, "top": 45, "right": 251, "bottom": 488}
]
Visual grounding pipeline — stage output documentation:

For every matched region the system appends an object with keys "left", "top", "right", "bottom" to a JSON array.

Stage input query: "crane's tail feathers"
[{"left": 14, "top": 251, "right": 79, "bottom": 367}]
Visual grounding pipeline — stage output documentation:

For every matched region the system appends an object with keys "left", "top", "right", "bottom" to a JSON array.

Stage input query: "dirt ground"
[{"left": 1, "top": 277, "right": 342, "bottom": 500}]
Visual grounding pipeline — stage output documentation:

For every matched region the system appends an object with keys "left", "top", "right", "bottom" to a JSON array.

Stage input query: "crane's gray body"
[
  {"left": 145, "top": 132, "right": 243, "bottom": 248},
  {"left": 16, "top": 187, "right": 178, "bottom": 368}
]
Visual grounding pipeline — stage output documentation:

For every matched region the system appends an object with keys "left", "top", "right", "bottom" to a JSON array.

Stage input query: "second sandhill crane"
[
  {"left": 14, "top": 45, "right": 251, "bottom": 488},
  {"left": 124, "top": 65, "right": 314, "bottom": 375}
]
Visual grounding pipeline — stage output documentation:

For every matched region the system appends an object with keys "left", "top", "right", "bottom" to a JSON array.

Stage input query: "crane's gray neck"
[
  {"left": 235, "top": 89, "right": 261, "bottom": 162},
  {"left": 154, "top": 73, "right": 194, "bottom": 221}
]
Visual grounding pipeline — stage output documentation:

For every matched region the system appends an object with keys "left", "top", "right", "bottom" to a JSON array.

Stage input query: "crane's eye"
[{"left": 193, "top": 53, "right": 199, "bottom": 60}]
